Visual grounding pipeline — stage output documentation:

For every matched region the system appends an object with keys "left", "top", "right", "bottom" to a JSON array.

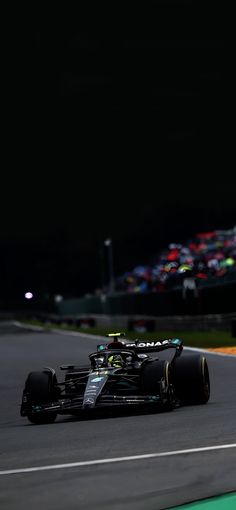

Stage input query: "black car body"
[{"left": 20, "top": 333, "right": 210, "bottom": 424}]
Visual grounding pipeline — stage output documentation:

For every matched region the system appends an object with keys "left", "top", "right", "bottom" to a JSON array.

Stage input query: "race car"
[{"left": 20, "top": 332, "right": 210, "bottom": 424}]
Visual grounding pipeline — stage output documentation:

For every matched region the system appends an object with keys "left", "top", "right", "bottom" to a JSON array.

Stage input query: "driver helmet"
[
  {"left": 107, "top": 354, "right": 124, "bottom": 368},
  {"left": 95, "top": 356, "right": 105, "bottom": 368}
]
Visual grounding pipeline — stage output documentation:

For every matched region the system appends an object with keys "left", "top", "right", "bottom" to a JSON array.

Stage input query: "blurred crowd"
[{"left": 115, "top": 226, "right": 236, "bottom": 294}]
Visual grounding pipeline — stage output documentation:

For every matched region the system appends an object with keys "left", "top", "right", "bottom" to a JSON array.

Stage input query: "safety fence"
[{"left": 55, "top": 280, "right": 236, "bottom": 317}]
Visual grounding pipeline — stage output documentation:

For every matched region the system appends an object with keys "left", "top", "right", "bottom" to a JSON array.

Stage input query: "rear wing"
[
  {"left": 124, "top": 338, "right": 183, "bottom": 354},
  {"left": 98, "top": 335, "right": 183, "bottom": 354}
]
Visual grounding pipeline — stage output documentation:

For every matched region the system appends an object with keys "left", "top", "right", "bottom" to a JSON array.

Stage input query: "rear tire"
[
  {"left": 173, "top": 354, "right": 210, "bottom": 405},
  {"left": 24, "top": 371, "right": 58, "bottom": 424},
  {"left": 141, "top": 360, "right": 174, "bottom": 411}
]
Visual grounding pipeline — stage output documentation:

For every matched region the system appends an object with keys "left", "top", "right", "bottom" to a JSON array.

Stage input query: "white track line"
[
  {"left": 12, "top": 321, "right": 46, "bottom": 332},
  {"left": 1, "top": 444, "right": 236, "bottom": 476},
  {"left": 13, "top": 321, "right": 106, "bottom": 340}
]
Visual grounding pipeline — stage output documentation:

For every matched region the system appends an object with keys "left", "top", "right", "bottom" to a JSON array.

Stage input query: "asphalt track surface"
[{"left": 0, "top": 322, "right": 236, "bottom": 510}]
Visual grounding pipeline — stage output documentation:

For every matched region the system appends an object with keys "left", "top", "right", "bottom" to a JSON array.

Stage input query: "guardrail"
[
  {"left": 1, "top": 310, "right": 236, "bottom": 334},
  {"left": 54, "top": 280, "right": 236, "bottom": 317}
]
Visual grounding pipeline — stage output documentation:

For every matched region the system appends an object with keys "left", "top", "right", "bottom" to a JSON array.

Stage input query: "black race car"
[{"left": 20, "top": 332, "right": 210, "bottom": 424}]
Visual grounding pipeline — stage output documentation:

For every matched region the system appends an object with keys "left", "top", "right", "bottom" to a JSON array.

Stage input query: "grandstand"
[
  {"left": 54, "top": 225, "right": 236, "bottom": 319},
  {"left": 115, "top": 226, "right": 236, "bottom": 294}
]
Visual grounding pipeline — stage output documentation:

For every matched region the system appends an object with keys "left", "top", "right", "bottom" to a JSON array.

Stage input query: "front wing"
[{"left": 21, "top": 390, "right": 170, "bottom": 417}]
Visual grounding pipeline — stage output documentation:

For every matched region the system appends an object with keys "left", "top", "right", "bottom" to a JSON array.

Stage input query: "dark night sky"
[{"left": 1, "top": 2, "right": 233, "bottom": 306}]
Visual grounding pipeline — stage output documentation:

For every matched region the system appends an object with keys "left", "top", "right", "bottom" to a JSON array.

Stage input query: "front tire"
[
  {"left": 24, "top": 371, "right": 58, "bottom": 424},
  {"left": 141, "top": 360, "right": 174, "bottom": 411}
]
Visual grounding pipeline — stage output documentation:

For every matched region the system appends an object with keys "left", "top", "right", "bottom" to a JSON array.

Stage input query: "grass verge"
[{"left": 21, "top": 320, "right": 236, "bottom": 348}]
